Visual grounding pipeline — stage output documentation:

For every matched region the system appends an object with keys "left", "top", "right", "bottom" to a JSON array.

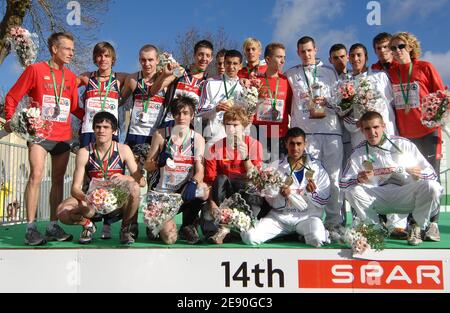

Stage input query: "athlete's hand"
[
  {"left": 357, "top": 170, "right": 374, "bottom": 184},
  {"left": 240, "top": 78, "right": 251, "bottom": 88},
  {"left": 216, "top": 100, "right": 232, "bottom": 112},
  {"left": 305, "top": 179, "right": 317, "bottom": 193},
  {"left": 280, "top": 186, "right": 291, "bottom": 198},
  {"left": 2, "top": 121, "right": 12, "bottom": 133},
  {"left": 406, "top": 166, "right": 422, "bottom": 180}
]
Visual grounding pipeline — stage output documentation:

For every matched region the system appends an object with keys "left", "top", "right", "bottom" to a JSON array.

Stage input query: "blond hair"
[
  {"left": 223, "top": 106, "right": 250, "bottom": 127},
  {"left": 242, "top": 37, "right": 262, "bottom": 52},
  {"left": 390, "top": 32, "right": 421, "bottom": 60}
]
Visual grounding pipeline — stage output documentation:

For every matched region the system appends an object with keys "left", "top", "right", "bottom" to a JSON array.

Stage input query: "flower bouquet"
[
  {"left": 157, "top": 51, "right": 185, "bottom": 78},
  {"left": 246, "top": 166, "right": 285, "bottom": 198},
  {"left": 141, "top": 190, "right": 183, "bottom": 237},
  {"left": 238, "top": 85, "right": 259, "bottom": 117},
  {"left": 330, "top": 220, "right": 387, "bottom": 255},
  {"left": 216, "top": 193, "right": 255, "bottom": 232},
  {"left": 86, "top": 179, "right": 130, "bottom": 215},
  {"left": 421, "top": 89, "right": 450, "bottom": 137},
  {"left": 10, "top": 106, "right": 52, "bottom": 143},
  {"left": 7, "top": 26, "right": 38, "bottom": 69},
  {"left": 353, "top": 77, "right": 382, "bottom": 120},
  {"left": 333, "top": 80, "right": 356, "bottom": 117}
]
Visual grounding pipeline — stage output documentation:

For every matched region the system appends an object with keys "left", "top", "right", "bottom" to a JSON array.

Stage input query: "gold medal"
[
  {"left": 227, "top": 99, "right": 234, "bottom": 107},
  {"left": 305, "top": 170, "right": 315, "bottom": 180},
  {"left": 285, "top": 176, "right": 294, "bottom": 186},
  {"left": 362, "top": 160, "right": 374, "bottom": 171}
]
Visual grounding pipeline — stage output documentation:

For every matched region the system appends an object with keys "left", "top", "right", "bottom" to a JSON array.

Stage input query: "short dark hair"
[
  {"left": 194, "top": 40, "right": 213, "bottom": 55},
  {"left": 170, "top": 95, "right": 197, "bottom": 117},
  {"left": 216, "top": 49, "right": 227, "bottom": 59},
  {"left": 139, "top": 44, "right": 158, "bottom": 56},
  {"left": 329, "top": 43, "right": 347, "bottom": 56},
  {"left": 359, "top": 111, "right": 384, "bottom": 125},
  {"left": 93, "top": 41, "right": 116, "bottom": 66},
  {"left": 93, "top": 111, "right": 118, "bottom": 131},
  {"left": 297, "top": 36, "right": 315, "bottom": 48},
  {"left": 47, "top": 32, "right": 74, "bottom": 55},
  {"left": 264, "top": 42, "right": 285, "bottom": 59},
  {"left": 349, "top": 43, "right": 368, "bottom": 59},
  {"left": 373, "top": 32, "right": 392, "bottom": 49},
  {"left": 224, "top": 49, "right": 243, "bottom": 63},
  {"left": 284, "top": 127, "right": 306, "bottom": 142}
]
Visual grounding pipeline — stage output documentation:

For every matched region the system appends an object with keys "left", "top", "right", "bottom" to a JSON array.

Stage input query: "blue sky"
[{"left": 1, "top": 0, "right": 450, "bottom": 92}]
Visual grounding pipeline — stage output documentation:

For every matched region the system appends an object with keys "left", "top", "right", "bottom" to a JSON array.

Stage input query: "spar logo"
[{"left": 298, "top": 260, "right": 444, "bottom": 290}]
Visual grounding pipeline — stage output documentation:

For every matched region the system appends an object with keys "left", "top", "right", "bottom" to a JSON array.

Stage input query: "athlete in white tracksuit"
[
  {"left": 286, "top": 60, "right": 343, "bottom": 227},
  {"left": 241, "top": 153, "right": 330, "bottom": 247},
  {"left": 340, "top": 69, "right": 406, "bottom": 230},
  {"left": 197, "top": 74, "right": 244, "bottom": 145},
  {"left": 340, "top": 126, "right": 442, "bottom": 230}
]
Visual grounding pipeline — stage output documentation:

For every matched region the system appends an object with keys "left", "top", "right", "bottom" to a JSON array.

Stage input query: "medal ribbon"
[
  {"left": 223, "top": 75, "right": 239, "bottom": 100},
  {"left": 48, "top": 60, "right": 65, "bottom": 112},
  {"left": 95, "top": 142, "right": 113, "bottom": 179},
  {"left": 397, "top": 62, "right": 413, "bottom": 108},
  {"left": 264, "top": 75, "right": 280, "bottom": 109},
  {"left": 97, "top": 71, "right": 113, "bottom": 111}
]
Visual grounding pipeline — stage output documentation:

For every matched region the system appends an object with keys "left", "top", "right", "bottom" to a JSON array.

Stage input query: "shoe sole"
[
  {"left": 78, "top": 239, "right": 93, "bottom": 244},
  {"left": 24, "top": 239, "right": 47, "bottom": 246},
  {"left": 45, "top": 234, "right": 74, "bottom": 242},
  {"left": 424, "top": 236, "right": 440, "bottom": 242}
]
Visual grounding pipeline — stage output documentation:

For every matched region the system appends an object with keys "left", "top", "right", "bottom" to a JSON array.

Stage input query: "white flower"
[{"left": 26, "top": 107, "right": 40, "bottom": 118}]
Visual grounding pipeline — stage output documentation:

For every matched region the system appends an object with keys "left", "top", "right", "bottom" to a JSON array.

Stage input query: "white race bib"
[
  {"left": 82, "top": 97, "right": 118, "bottom": 133},
  {"left": 392, "top": 82, "right": 420, "bottom": 109},
  {"left": 42, "top": 95, "right": 70, "bottom": 122}
]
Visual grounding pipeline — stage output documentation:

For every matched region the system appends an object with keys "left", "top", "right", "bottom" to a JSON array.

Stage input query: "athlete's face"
[
  {"left": 297, "top": 41, "right": 317, "bottom": 66},
  {"left": 95, "top": 51, "right": 113, "bottom": 73},
  {"left": 329, "top": 49, "right": 348, "bottom": 74},
  {"left": 94, "top": 121, "right": 114, "bottom": 144},
  {"left": 349, "top": 47, "right": 367, "bottom": 74},
  {"left": 266, "top": 48, "right": 286, "bottom": 73},
  {"left": 244, "top": 43, "right": 261, "bottom": 65},
  {"left": 286, "top": 136, "right": 306, "bottom": 160},
  {"left": 224, "top": 120, "right": 244, "bottom": 138},
  {"left": 361, "top": 118, "right": 386, "bottom": 146},
  {"left": 174, "top": 106, "right": 194, "bottom": 126},
  {"left": 225, "top": 56, "right": 242, "bottom": 78},
  {"left": 390, "top": 39, "right": 412, "bottom": 64},
  {"left": 52, "top": 38, "right": 74, "bottom": 64},
  {"left": 194, "top": 47, "right": 213, "bottom": 72},
  {"left": 216, "top": 56, "right": 225, "bottom": 75},
  {"left": 139, "top": 49, "right": 158, "bottom": 76},
  {"left": 374, "top": 40, "right": 393, "bottom": 63}
]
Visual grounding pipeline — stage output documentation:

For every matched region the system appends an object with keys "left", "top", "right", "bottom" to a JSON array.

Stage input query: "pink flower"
[{"left": 220, "top": 208, "right": 233, "bottom": 224}]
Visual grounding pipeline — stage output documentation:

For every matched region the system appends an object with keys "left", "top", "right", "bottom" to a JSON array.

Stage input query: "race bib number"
[
  {"left": 82, "top": 97, "right": 118, "bottom": 133},
  {"left": 42, "top": 95, "right": 70, "bottom": 122},
  {"left": 256, "top": 99, "right": 284, "bottom": 122},
  {"left": 392, "top": 82, "right": 420, "bottom": 109},
  {"left": 160, "top": 162, "right": 193, "bottom": 192},
  {"left": 132, "top": 99, "right": 162, "bottom": 127}
]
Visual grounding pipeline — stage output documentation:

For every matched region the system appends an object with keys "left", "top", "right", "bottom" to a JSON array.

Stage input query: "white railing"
[{"left": 0, "top": 142, "right": 76, "bottom": 225}]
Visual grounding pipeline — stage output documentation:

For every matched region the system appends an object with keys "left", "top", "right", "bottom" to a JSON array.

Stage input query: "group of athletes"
[{"left": 2, "top": 30, "right": 445, "bottom": 247}]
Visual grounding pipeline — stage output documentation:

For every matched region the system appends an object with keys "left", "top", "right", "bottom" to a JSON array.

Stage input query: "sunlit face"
[
  {"left": 216, "top": 56, "right": 225, "bottom": 75},
  {"left": 361, "top": 118, "right": 386, "bottom": 146},
  {"left": 285, "top": 136, "right": 306, "bottom": 160},
  {"left": 244, "top": 43, "right": 261, "bottom": 65},
  {"left": 390, "top": 39, "right": 412, "bottom": 64},
  {"left": 329, "top": 49, "right": 348, "bottom": 74},
  {"left": 52, "top": 38, "right": 75, "bottom": 64},
  {"left": 93, "top": 120, "right": 114, "bottom": 143},
  {"left": 266, "top": 48, "right": 286, "bottom": 73},
  {"left": 173, "top": 106, "right": 194, "bottom": 126},
  {"left": 374, "top": 40, "right": 393, "bottom": 63},
  {"left": 225, "top": 56, "right": 242, "bottom": 78},
  {"left": 139, "top": 49, "right": 158, "bottom": 76},
  {"left": 95, "top": 51, "right": 113, "bottom": 72},
  {"left": 297, "top": 41, "right": 317, "bottom": 65},
  {"left": 193, "top": 47, "right": 213, "bottom": 71},
  {"left": 349, "top": 47, "right": 367, "bottom": 74}
]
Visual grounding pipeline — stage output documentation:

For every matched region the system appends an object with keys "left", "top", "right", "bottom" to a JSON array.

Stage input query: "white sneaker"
[
  {"left": 424, "top": 222, "right": 440, "bottom": 242},
  {"left": 101, "top": 224, "right": 112, "bottom": 240},
  {"left": 407, "top": 224, "right": 422, "bottom": 246}
]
